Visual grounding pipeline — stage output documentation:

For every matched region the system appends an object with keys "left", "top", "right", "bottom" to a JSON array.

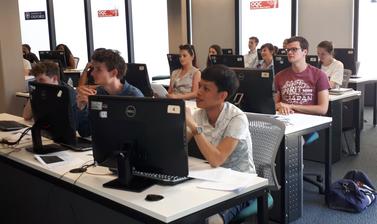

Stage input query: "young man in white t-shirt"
[
  {"left": 186, "top": 64, "right": 255, "bottom": 224},
  {"left": 243, "top": 36, "right": 259, "bottom": 68}
]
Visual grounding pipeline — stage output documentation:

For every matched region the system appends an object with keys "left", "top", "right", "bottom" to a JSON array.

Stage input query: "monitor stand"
[
  {"left": 26, "top": 125, "right": 66, "bottom": 154},
  {"left": 103, "top": 151, "right": 154, "bottom": 192}
]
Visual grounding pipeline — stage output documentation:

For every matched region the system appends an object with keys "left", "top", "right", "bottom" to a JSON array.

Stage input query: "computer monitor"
[
  {"left": 232, "top": 68, "right": 275, "bottom": 114},
  {"left": 222, "top": 48, "right": 233, "bottom": 55},
  {"left": 277, "top": 49, "right": 287, "bottom": 55},
  {"left": 334, "top": 48, "right": 357, "bottom": 75},
  {"left": 273, "top": 55, "right": 290, "bottom": 74},
  {"left": 306, "top": 55, "right": 320, "bottom": 68},
  {"left": 89, "top": 96, "right": 188, "bottom": 192},
  {"left": 167, "top": 54, "right": 181, "bottom": 74},
  {"left": 39, "top": 50, "right": 67, "bottom": 69},
  {"left": 123, "top": 63, "right": 154, "bottom": 97},
  {"left": 28, "top": 82, "right": 77, "bottom": 154},
  {"left": 210, "top": 55, "right": 245, "bottom": 68},
  {"left": 257, "top": 48, "right": 262, "bottom": 60}
]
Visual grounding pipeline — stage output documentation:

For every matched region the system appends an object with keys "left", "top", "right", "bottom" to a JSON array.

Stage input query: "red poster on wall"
[
  {"left": 98, "top": 9, "right": 119, "bottom": 17},
  {"left": 250, "top": 0, "right": 279, "bottom": 10}
]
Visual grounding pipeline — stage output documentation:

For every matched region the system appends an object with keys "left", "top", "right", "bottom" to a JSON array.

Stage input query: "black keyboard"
[
  {"left": 61, "top": 137, "right": 92, "bottom": 151},
  {"left": 133, "top": 170, "right": 191, "bottom": 186}
]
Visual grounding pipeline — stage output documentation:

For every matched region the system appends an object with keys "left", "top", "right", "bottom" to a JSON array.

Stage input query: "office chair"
[
  {"left": 342, "top": 69, "right": 352, "bottom": 88},
  {"left": 73, "top": 57, "right": 80, "bottom": 69},
  {"left": 231, "top": 113, "right": 285, "bottom": 224}
]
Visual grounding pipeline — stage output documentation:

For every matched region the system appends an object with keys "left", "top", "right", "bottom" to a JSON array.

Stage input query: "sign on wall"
[
  {"left": 98, "top": 9, "right": 119, "bottom": 17},
  {"left": 250, "top": 0, "right": 279, "bottom": 10},
  {"left": 24, "top": 11, "right": 46, "bottom": 20}
]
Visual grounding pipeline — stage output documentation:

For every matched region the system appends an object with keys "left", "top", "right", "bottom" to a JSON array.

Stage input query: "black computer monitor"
[
  {"left": 89, "top": 96, "right": 188, "bottom": 192},
  {"left": 232, "top": 68, "right": 275, "bottom": 114},
  {"left": 273, "top": 55, "right": 290, "bottom": 74},
  {"left": 306, "top": 55, "right": 320, "bottom": 68},
  {"left": 210, "top": 55, "right": 245, "bottom": 68},
  {"left": 39, "top": 50, "right": 67, "bottom": 69},
  {"left": 167, "top": 54, "right": 181, "bottom": 74},
  {"left": 222, "top": 48, "right": 233, "bottom": 55},
  {"left": 257, "top": 48, "right": 262, "bottom": 60},
  {"left": 277, "top": 49, "right": 287, "bottom": 55},
  {"left": 123, "top": 63, "right": 153, "bottom": 97},
  {"left": 28, "top": 82, "right": 77, "bottom": 154},
  {"left": 334, "top": 48, "right": 357, "bottom": 75}
]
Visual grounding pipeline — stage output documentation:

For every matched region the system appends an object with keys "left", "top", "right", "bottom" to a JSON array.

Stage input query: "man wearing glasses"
[{"left": 274, "top": 36, "right": 330, "bottom": 115}]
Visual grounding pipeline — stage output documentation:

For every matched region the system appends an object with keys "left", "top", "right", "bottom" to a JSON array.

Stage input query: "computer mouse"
[{"left": 145, "top": 194, "right": 164, "bottom": 202}]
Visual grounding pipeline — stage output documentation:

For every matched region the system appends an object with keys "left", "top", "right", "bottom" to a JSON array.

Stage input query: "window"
[
  {"left": 18, "top": 0, "right": 50, "bottom": 58},
  {"left": 53, "top": 0, "right": 88, "bottom": 69},
  {"left": 91, "top": 0, "right": 128, "bottom": 61},
  {"left": 132, "top": 0, "right": 170, "bottom": 78},
  {"left": 238, "top": 0, "right": 293, "bottom": 54}
]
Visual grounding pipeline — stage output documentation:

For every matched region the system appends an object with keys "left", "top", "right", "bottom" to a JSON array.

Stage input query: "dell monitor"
[
  {"left": 39, "top": 50, "right": 67, "bottom": 69},
  {"left": 232, "top": 68, "right": 275, "bottom": 114},
  {"left": 210, "top": 55, "right": 245, "bottom": 68},
  {"left": 222, "top": 48, "right": 233, "bottom": 55},
  {"left": 89, "top": 96, "right": 188, "bottom": 192},
  {"left": 334, "top": 48, "right": 357, "bottom": 75},
  {"left": 306, "top": 55, "right": 320, "bottom": 68},
  {"left": 167, "top": 54, "right": 181, "bottom": 74},
  {"left": 28, "top": 82, "right": 85, "bottom": 154},
  {"left": 273, "top": 55, "right": 290, "bottom": 74},
  {"left": 123, "top": 63, "right": 154, "bottom": 97}
]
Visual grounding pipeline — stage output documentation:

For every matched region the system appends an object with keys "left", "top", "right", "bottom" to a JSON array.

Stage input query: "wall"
[
  {"left": 0, "top": 0, "right": 26, "bottom": 115},
  {"left": 167, "top": 0, "right": 188, "bottom": 53},
  {"left": 191, "top": 0, "right": 235, "bottom": 69},
  {"left": 297, "top": 0, "right": 354, "bottom": 54}
]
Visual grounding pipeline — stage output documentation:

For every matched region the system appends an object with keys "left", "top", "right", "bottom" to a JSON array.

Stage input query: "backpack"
[{"left": 328, "top": 170, "right": 377, "bottom": 213}]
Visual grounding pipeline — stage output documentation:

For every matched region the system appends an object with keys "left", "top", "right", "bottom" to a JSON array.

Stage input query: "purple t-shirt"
[{"left": 275, "top": 65, "right": 330, "bottom": 105}]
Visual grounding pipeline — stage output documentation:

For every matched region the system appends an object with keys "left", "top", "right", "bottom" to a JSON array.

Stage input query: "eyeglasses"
[{"left": 286, "top": 47, "right": 302, "bottom": 53}]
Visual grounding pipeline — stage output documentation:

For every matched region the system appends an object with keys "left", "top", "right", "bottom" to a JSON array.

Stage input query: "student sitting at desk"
[
  {"left": 317, "top": 40, "right": 344, "bottom": 88},
  {"left": 22, "top": 44, "right": 39, "bottom": 64},
  {"left": 55, "top": 44, "right": 75, "bottom": 69},
  {"left": 206, "top": 44, "right": 222, "bottom": 67},
  {"left": 167, "top": 44, "right": 201, "bottom": 100},
  {"left": 256, "top": 43, "right": 275, "bottom": 69},
  {"left": 76, "top": 48, "right": 143, "bottom": 137},
  {"left": 243, "top": 36, "right": 259, "bottom": 68},
  {"left": 22, "top": 61, "right": 77, "bottom": 121},
  {"left": 275, "top": 36, "right": 330, "bottom": 115},
  {"left": 185, "top": 65, "right": 255, "bottom": 224}
]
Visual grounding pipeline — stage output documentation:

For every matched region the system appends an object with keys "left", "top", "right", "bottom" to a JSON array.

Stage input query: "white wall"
[
  {"left": 191, "top": 0, "right": 235, "bottom": 69},
  {"left": 297, "top": 0, "right": 354, "bottom": 54}
]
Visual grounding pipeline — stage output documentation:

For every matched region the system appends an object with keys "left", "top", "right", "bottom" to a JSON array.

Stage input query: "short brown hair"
[
  {"left": 91, "top": 48, "right": 126, "bottom": 79},
  {"left": 317, "top": 40, "right": 334, "bottom": 55},
  {"left": 249, "top": 36, "right": 259, "bottom": 45},
  {"left": 30, "top": 61, "right": 60, "bottom": 79},
  {"left": 287, "top": 36, "right": 309, "bottom": 51}
]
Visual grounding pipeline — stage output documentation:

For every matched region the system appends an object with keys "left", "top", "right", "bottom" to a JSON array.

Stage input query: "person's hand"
[
  {"left": 276, "top": 102, "right": 294, "bottom": 115},
  {"left": 76, "top": 85, "right": 97, "bottom": 110},
  {"left": 166, "top": 93, "right": 178, "bottom": 99},
  {"left": 84, "top": 62, "right": 93, "bottom": 72}
]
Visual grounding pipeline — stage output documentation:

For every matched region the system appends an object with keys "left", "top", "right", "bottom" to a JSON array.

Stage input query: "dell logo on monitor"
[{"left": 125, "top": 105, "right": 137, "bottom": 118}]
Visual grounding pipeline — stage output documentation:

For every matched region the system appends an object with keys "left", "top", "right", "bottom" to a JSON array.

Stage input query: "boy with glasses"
[{"left": 275, "top": 36, "right": 330, "bottom": 115}]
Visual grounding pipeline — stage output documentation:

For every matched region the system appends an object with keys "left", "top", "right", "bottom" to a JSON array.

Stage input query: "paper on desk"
[
  {"left": 34, "top": 151, "right": 84, "bottom": 169},
  {"left": 151, "top": 83, "right": 168, "bottom": 98}
]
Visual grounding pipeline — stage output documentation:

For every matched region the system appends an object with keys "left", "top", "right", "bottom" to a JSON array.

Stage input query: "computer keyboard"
[
  {"left": 61, "top": 137, "right": 92, "bottom": 151},
  {"left": 133, "top": 170, "right": 191, "bottom": 186}
]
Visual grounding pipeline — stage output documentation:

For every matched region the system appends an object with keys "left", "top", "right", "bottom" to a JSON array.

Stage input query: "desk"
[
  {"left": 0, "top": 113, "right": 269, "bottom": 224},
  {"left": 152, "top": 78, "right": 170, "bottom": 88},
  {"left": 268, "top": 113, "right": 332, "bottom": 223},
  {"left": 349, "top": 77, "right": 377, "bottom": 127}
]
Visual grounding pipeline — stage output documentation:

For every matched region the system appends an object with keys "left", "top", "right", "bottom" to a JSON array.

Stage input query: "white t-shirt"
[
  {"left": 192, "top": 102, "right": 256, "bottom": 173},
  {"left": 321, "top": 58, "right": 344, "bottom": 86},
  {"left": 23, "top": 58, "right": 31, "bottom": 70},
  {"left": 243, "top": 50, "right": 258, "bottom": 68}
]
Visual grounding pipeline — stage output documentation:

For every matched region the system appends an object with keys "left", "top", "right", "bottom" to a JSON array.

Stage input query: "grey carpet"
[{"left": 292, "top": 107, "right": 377, "bottom": 224}]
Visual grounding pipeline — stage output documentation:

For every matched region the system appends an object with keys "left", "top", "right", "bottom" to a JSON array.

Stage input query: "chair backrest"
[
  {"left": 245, "top": 113, "right": 285, "bottom": 191},
  {"left": 73, "top": 57, "right": 80, "bottom": 69},
  {"left": 342, "top": 69, "right": 352, "bottom": 88}
]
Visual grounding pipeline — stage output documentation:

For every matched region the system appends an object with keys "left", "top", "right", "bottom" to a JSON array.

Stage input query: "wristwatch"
[{"left": 193, "top": 126, "right": 204, "bottom": 136}]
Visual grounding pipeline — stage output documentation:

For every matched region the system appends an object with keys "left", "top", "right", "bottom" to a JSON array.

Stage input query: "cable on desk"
[{"left": 0, "top": 127, "right": 32, "bottom": 145}]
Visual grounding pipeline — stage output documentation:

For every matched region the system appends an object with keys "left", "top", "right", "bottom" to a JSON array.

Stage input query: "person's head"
[
  {"left": 30, "top": 61, "right": 60, "bottom": 84},
  {"left": 260, "top": 43, "right": 275, "bottom": 61},
  {"left": 22, "top": 44, "right": 31, "bottom": 55},
  {"left": 90, "top": 48, "right": 126, "bottom": 85},
  {"left": 207, "top": 44, "right": 222, "bottom": 67},
  {"left": 282, "top": 38, "right": 289, "bottom": 49},
  {"left": 179, "top": 44, "right": 197, "bottom": 68},
  {"left": 248, "top": 36, "right": 259, "bottom": 51},
  {"left": 196, "top": 65, "right": 239, "bottom": 109},
  {"left": 286, "top": 36, "right": 309, "bottom": 64},
  {"left": 55, "top": 44, "right": 73, "bottom": 62},
  {"left": 317, "top": 40, "right": 334, "bottom": 63}
]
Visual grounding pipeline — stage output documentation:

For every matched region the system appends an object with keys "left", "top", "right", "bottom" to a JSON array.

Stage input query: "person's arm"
[
  {"left": 329, "top": 62, "right": 344, "bottom": 88},
  {"left": 78, "top": 62, "right": 92, "bottom": 86},
  {"left": 167, "top": 70, "right": 201, "bottom": 100},
  {"left": 22, "top": 100, "right": 33, "bottom": 120},
  {"left": 68, "top": 54, "right": 76, "bottom": 69},
  {"left": 289, "top": 90, "right": 329, "bottom": 115},
  {"left": 275, "top": 91, "right": 294, "bottom": 115},
  {"left": 185, "top": 107, "right": 240, "bottom": 167}
]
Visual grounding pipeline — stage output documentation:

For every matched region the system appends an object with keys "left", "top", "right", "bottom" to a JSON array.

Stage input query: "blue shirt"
[{"left": 77, "top": 82, "right": 143, "bottom": 137}]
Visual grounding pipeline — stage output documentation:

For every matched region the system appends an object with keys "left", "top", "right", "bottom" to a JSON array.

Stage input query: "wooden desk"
[{"left": 0, "top": 113, "right": 269, "bottom": 224}]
